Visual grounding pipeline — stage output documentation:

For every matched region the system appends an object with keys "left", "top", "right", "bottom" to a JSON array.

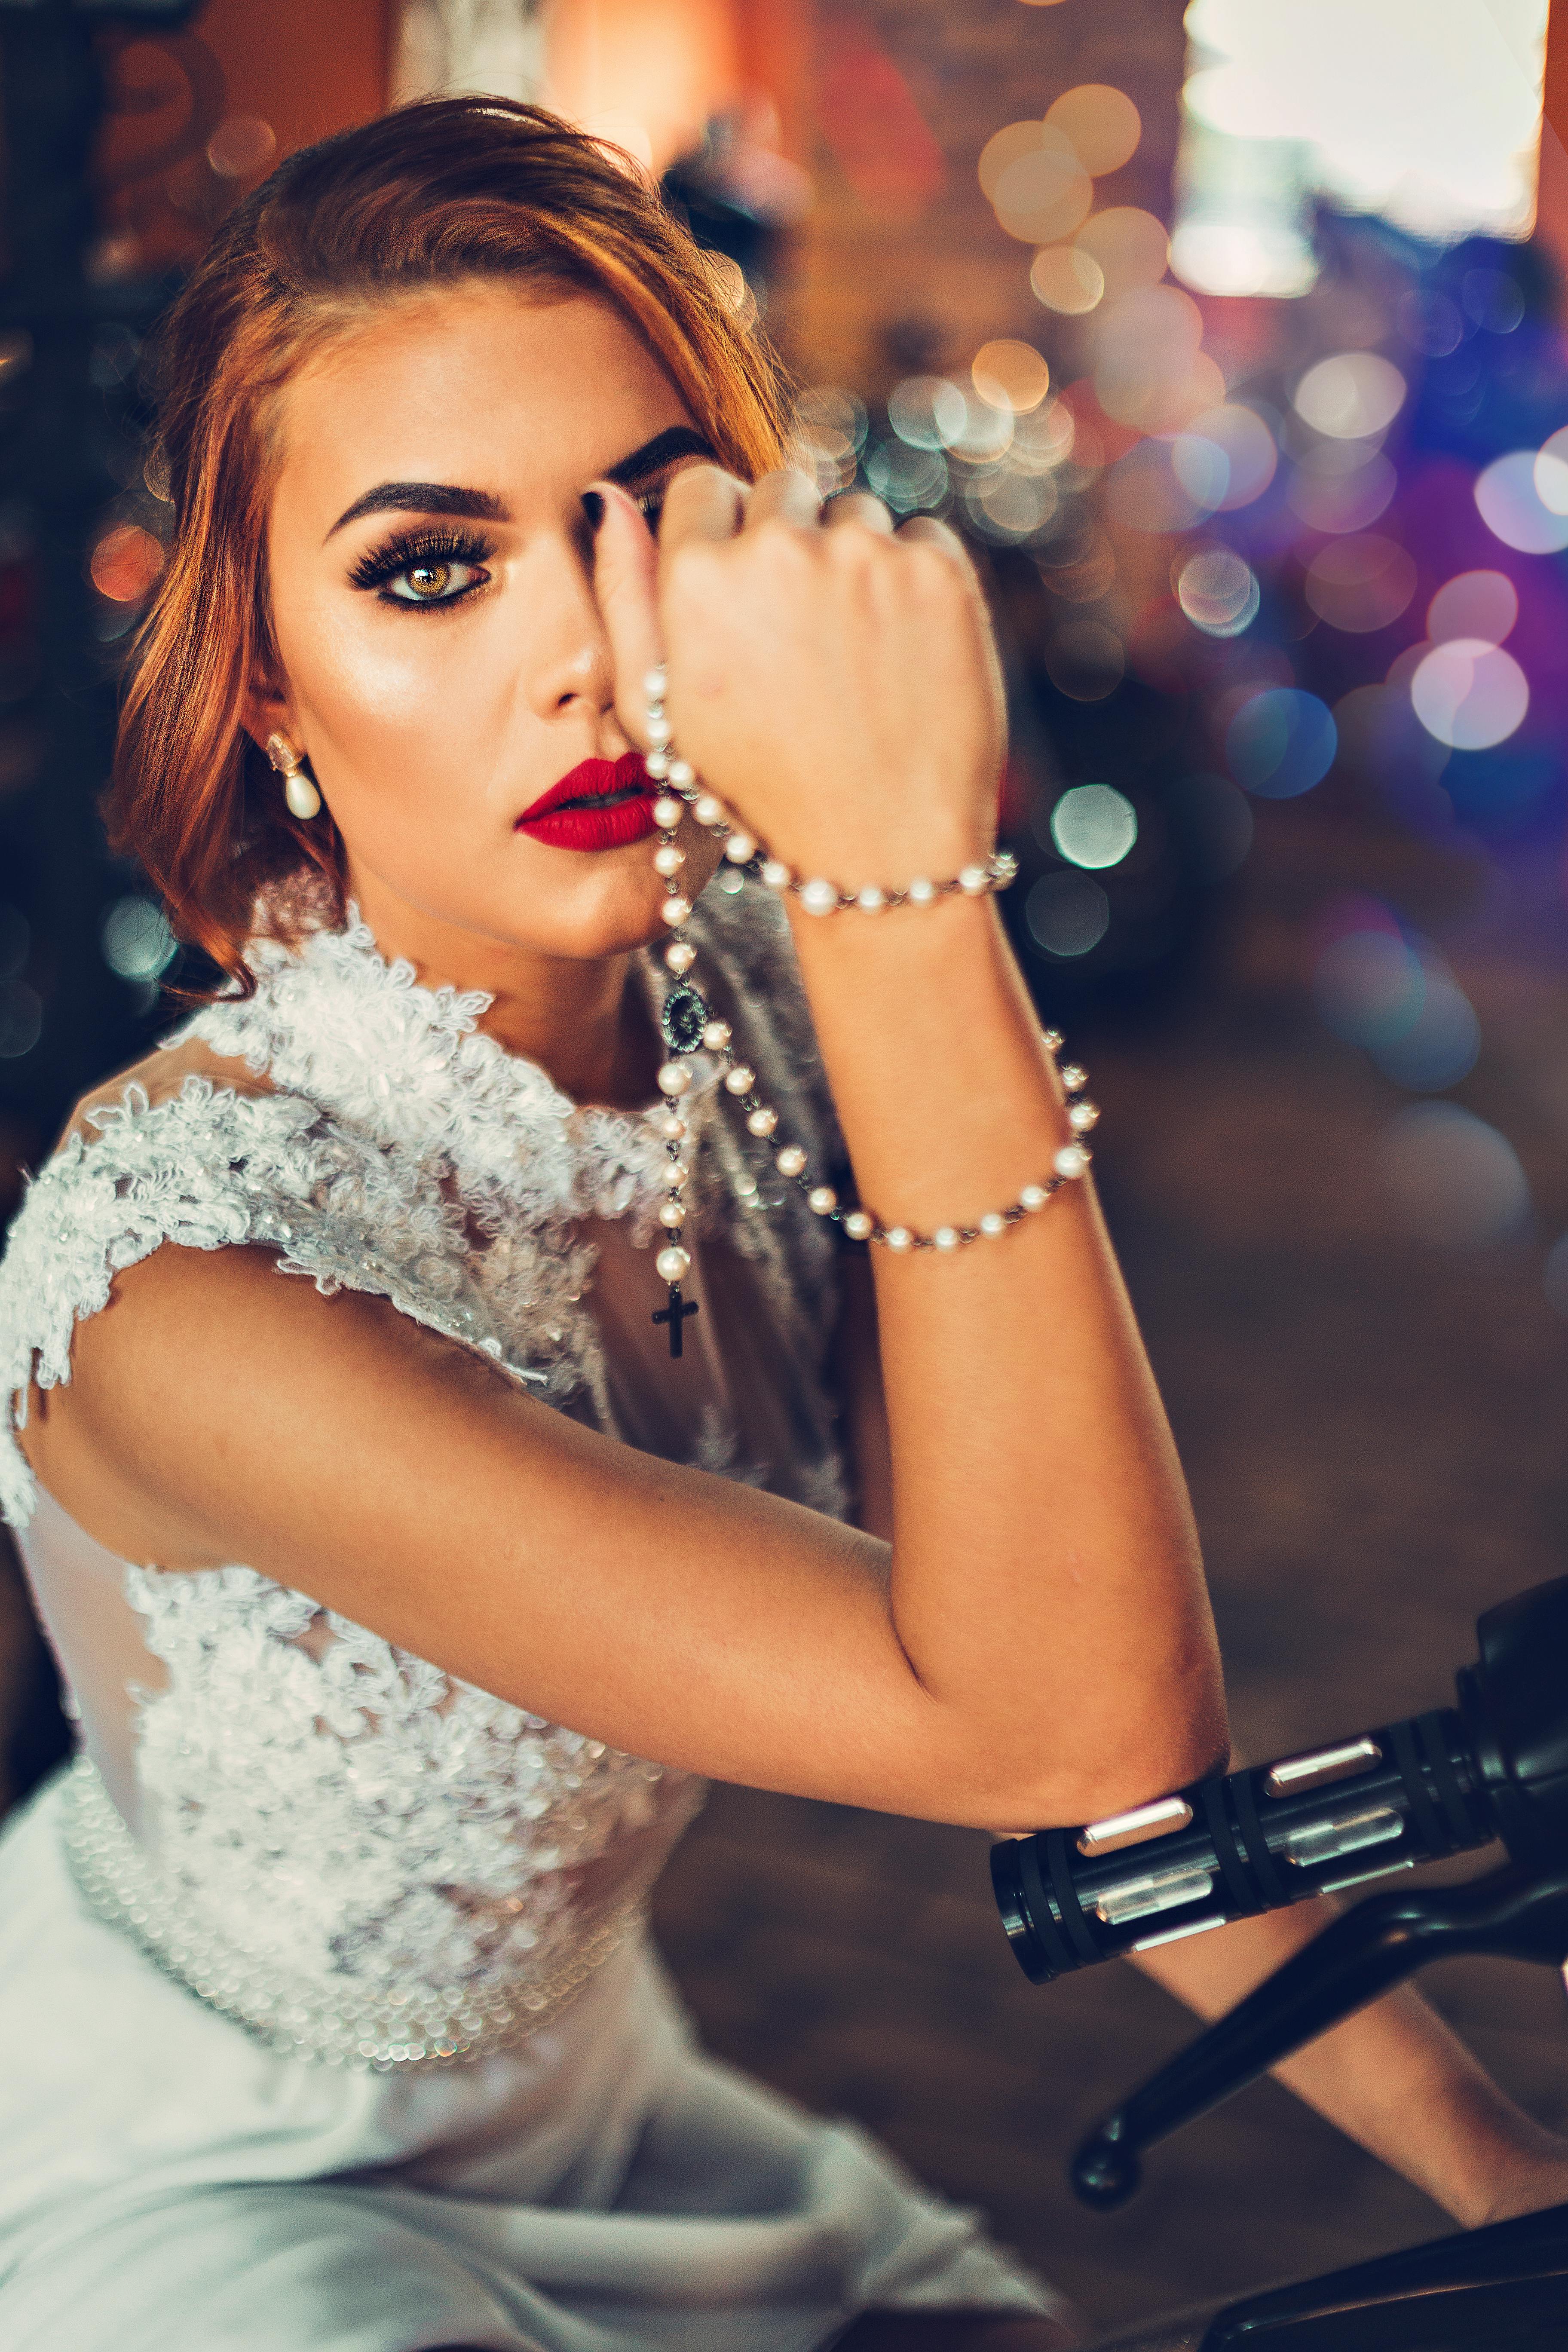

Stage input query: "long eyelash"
[
  {"left": 348, "top": 524, "right": 495, "bottom": 592},
  {"left": 634, "top": 488, "right": 666, "bottom": 528}
]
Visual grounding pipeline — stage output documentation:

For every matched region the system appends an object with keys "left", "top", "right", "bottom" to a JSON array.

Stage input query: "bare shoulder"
[{"left": 58, "top": 1028, "right": 274, "bottom": 1154}]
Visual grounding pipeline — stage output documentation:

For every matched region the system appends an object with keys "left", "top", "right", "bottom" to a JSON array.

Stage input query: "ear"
[{"left": 239, "top": 665, "right": 297, "bottom": 760}]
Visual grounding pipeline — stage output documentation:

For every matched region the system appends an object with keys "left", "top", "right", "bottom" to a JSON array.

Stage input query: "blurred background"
[{"left": 4, "top": 0, "right": 1568, "bottom": 2333}]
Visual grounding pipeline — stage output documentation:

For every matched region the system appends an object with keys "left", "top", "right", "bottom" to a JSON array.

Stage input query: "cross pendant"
[{"left": 653, "top": 1283, "right": 699, "bottom": 1360}]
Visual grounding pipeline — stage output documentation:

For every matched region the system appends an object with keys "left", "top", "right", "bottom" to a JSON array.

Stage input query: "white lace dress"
[{"left": 0, "top": 888, "right": 1061, "bottom": 2352}]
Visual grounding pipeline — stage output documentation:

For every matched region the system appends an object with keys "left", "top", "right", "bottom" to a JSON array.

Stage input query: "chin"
[{"left": 496, "top": 859, "right": 703, "bottom": 962}]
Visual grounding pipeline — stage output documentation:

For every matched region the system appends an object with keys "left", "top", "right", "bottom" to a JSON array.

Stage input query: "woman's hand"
[{"left": 590, "top": 465, "right": 1006, "bottom": 890}]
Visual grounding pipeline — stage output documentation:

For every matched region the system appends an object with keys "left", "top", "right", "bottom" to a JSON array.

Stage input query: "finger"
[
  {"left": 743, "top": 468, "right": 822, "bottom": 533},
  {"left": 658, "top": 462, "right": 748, "bottom": 567},
  {"left": 895, "top": 511, "right": 989, "bottom": 605},
  {"left": 823, "top": 490, "right": 894, "bottom": 535},
  {"left": 586, "top": 480, "right": 663, "bottom": 743},
  {"left": 893, "top": 513, "right": 972, "bottom": 565}
]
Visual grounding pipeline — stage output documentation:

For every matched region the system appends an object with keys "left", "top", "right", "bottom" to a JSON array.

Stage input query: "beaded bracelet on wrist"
[
  {"left": 638, "top": 668, "right": 1098, "bottom": 1359},
  {"left": 643, "top": 667, "right": 1018, "bottom": 916}
]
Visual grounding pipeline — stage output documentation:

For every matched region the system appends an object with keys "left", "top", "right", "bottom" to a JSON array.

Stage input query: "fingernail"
[{"left": 581, "top": 489, "right": 605, "bottom": 530}]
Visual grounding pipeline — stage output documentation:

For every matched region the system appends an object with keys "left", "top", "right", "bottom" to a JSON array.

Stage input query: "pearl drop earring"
[{"left": 266, "top": 732, "right": 322, "bottom": 821}]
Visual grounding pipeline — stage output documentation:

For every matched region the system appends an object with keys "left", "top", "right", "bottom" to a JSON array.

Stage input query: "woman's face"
[{"left": 257, "top": 279, "right": 723, "bottom": 961}]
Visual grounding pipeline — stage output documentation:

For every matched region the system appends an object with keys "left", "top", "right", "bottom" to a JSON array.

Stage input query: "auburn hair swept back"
[{"left": 106, "top": 96, "right": 789, "bottom": 990}]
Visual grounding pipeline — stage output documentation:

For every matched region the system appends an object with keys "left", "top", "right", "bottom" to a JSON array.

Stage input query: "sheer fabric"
[{"left": 0, "top": 886, "right": 1060, "bottom": 2349}]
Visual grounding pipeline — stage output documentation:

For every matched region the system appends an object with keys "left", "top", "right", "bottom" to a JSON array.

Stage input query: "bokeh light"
[
  {"left": 989, "top": 132, "right": 1093, "bottom": 244},
  {"left": 1427, "top": 570, "right": 1518, "bottom": 646},
  {"left": 789, "top": 386, "right": 867, "bottom": 492},
  {"left": 1316, "top": 910, "right": 1482, "bottom": 1090},
  {"left": 1180, "top": 0, "right": 1544, "bottom": 245},
  {"left": 1463, "top": 266, "right": 1525, "bottom": 332},
  {"left": 1043, "top": 85, "right": 1142, "bottom": 177},
  {"left": 1227, "top": 688, "right": 1338, "bottom": 797},
  {"left": 1377, "top": 1103, "right": 1528, "bottom": 1246},
  {"left": 946, "top": 397, "right": 1014, "bottom": 461},
  {"left": 1176, "top": 546, "right": 1260, "bottom": 636},
  {"left": 1372, "top": 969, "right": 1481, "bottom": 1090},
  {"left": 966, "top": 470, "right": 1058, "bottom": 542},
  {"left": 1050, "top": 783, "right": 1139, "bottom": 869},
  {"left": 1474, "top": 451, "right": 1568, "bottom": 554},
  {"left": 888, "top": 376, "right": 966, "bottom": 450},
  {"left": 971, "top": 339, "right": 1050, "bottom": 413},
  {"left": 1286, "top": 444, "right": 1397, "bottom": 534},
  {"left": 101, "top": 895, "right": 176, "bottom": 982},
  {"left": 1026, "top": 870, "right": 1112, "bottom": 956},
  {"left": 1106, "top": 440, "right": 1206, "bottom": 535},
  {"left": 1304, "top": 536, "right": 1417, "bottom": 633},
  {"left": 1008, "top": 401, "right": 1075, "bottom": 473},
  {"left": 206, "top": 114, "right": 276, "bottom": 179},
  {"left": 1292, "top": 352, "right": 1408, "bottom": 439},
  {"left": 1315, "top": 927, "right": 1425, "bottom": 1049},
  {"left": 1074, "top": 206, "right": 1170, "bottom": 298},
  {"left": 1093, "top": 282, "right": 1211, "bottom": 432},
  {"left": 1410, "top": 638, "right": 1529, "bottom": 749},
  {"left": 863, "top": 441, "right": 948, "bottom": 511},
  {"left": 1029, "top": 245, "right": 1106, "bottom": 314},
  {"left": 1535, "top": 426, "right": 1568, "bottom": 512},
  {"left": 0, "top": 983, "right": 40, "bottom": 1059},
  {"left": 1044, "top": 622, "right": 1125, "bottom": 701},
  {"left": 979, "top": 121, "right": 1052, "bottom": 199},
  {"left": 1173, "top": 404, "right": 1278, "bottom": 510},
  {"left": 89, "top": 523, "right": 163, "bottom": 603}
]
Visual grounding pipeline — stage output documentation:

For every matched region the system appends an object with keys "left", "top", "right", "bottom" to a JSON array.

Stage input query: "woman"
[{"left": 0, "top": 99, "right": 1562, "bottom": 2352}]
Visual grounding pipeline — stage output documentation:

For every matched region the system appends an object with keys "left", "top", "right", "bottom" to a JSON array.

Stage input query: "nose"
[{"left": 524, "top": 531, "right": 622, "bottom": 734}]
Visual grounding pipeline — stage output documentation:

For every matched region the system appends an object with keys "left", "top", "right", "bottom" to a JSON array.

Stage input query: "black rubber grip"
[
  {"left": 1201, "top": 1777, "right": 1264, "bottom": 1919},
  {"left": 1044, "top": 1829, "right": 1106, "bottom": 1967},
  {"left": 1415, "top": 1709, "right": 1480, "bottom": 1850},
  {"left": 1231, "top": 1767, "right": 1292, "bottom": 1907},
  {"left": 1390, "top": 1716, "right": 1452, "bottom": 1860},
  {"left": 1017, "top": 1835, "right": 1078, "bottom": 1981}
]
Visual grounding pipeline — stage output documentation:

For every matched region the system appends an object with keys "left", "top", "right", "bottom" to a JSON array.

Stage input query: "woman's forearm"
[
  {"left": 1134, "top": 1902, "right": 1568, "bottom": 2226},
  {"left": 791, "top": 894, "right": 1225, "bottom": 1827}
]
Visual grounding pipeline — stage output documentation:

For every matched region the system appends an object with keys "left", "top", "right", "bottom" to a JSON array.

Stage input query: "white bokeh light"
[
  {"left": 1410, "top": 638, "right": 1529, "bottom": 749},
  {"left": 1292, "top": 353, "right": 1407, "bottom": 440},
  {"left": 1475, "top": 450, "right": 1568, "bottom": 552},
  {"left": 1050, "top": 784, "right": 1139, "bottom": 870},
  {"left": 1182, "top": 0, "right": 1547, "bottom": 244}
]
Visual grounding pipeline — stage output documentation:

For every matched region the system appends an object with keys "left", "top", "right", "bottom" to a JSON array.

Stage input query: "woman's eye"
[{"left": 385, "top": 557, "right": 485, "bottom": 605}]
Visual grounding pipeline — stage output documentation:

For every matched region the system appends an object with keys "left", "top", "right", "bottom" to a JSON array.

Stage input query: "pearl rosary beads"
[{"left": 640, "top": 666, "right": 1097, "bottom": 1357}]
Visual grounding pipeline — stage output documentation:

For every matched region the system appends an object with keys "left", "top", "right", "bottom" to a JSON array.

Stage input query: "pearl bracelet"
[
  {"left": 640, "top": 668, "right": 1094, "bottom": 1360},
  {"left": 643, "top": 666, "right": 1017, "bottom": 914}
]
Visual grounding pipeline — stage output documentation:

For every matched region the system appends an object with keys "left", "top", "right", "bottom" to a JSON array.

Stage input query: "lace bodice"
[{"left": 0, "top": 884, "right": 850, "bottom": 2067}]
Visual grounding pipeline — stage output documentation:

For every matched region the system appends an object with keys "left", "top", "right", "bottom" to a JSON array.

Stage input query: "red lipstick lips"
[{"left": 514, "top": 754, "right": 658, "bottom": 851}]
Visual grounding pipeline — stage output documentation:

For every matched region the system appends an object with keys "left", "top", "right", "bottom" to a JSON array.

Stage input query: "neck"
[{"left": 346, "top": 869, "right": 657, "bottom": 1111}]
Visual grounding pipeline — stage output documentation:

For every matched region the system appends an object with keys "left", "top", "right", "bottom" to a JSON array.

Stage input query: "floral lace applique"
[{"left": 0, "top": 882, "right": 847, "bottom": 2065}]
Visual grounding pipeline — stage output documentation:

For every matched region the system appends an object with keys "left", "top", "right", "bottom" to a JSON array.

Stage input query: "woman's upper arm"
[{"left": 18, "top": 1239, "right": 992, "bottom": 1815}]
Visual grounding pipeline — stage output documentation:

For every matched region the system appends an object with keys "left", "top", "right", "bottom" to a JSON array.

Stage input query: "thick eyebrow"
[
  {"left": 602, "top": 425, "right": 717, "bottom": 484},
  {"left": 326, "top": 482, "right": 509, "bottom": 541},
  {"left": 325, "top": 429, "right": 716, "bottom": 545}
]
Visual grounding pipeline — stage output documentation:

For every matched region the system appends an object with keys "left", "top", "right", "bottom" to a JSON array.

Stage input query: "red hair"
[{"left": 107, "top": 97, "right": 788, "bottom": 989}]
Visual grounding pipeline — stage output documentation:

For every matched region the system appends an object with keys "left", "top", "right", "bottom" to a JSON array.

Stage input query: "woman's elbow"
[{"left": 959, "top": 1681, "right": 1231, "bottom": 1838}]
